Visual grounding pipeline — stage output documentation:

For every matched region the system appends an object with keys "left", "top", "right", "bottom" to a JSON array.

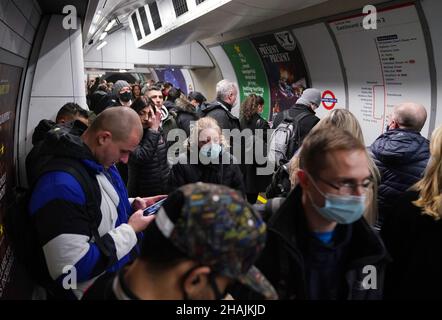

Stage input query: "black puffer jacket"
[
  {"left": 169, "top": 151, "right": 245, "bottom": 194},
  {"left": 370, "top": 128, "right": 429, "bottom": 224},
  {"left": 127, "top": 129, "right": 170, "bottom": 197},
  {"left": 199, "top": 99, "right": 240, "bottom": 131}
]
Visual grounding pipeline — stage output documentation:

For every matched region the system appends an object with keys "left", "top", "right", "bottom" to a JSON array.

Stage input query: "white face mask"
[{"left": 199, "top": 143, "right": 222, "bottom": 160}]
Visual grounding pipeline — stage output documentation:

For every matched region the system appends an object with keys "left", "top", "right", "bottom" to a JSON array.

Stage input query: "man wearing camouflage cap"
[{"left": 83, "top": 182, "right": 277, "bottom": 300}]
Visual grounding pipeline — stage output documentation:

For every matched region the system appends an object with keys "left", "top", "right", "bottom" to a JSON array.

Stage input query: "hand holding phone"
[{"left": 143, "top": 197, "right": 167, "bottom": 216}]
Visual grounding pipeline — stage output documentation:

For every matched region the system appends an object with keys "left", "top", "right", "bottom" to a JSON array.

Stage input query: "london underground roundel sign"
[{"left": 321, "top": 90, "right": 337, "bottom": 110}]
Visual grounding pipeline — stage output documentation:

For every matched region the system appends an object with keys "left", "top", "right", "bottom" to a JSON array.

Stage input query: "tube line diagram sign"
[{"left": 329, "top": 3, "right": 432, "bottom": 144}]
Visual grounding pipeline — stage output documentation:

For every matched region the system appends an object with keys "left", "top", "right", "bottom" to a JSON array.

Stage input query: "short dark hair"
[
  {"left": 188, "top": 91, "right": 206, "bottom": 104},
  {"left": 56, "top": 103, "right": 88, "bottom": 123},
  {"left": 167, "top": 87, "right": 182, "bottom": 103},
  {"left": 130, "top": 96, "right": 156, "bottom": 114},
  {"left": 299, "top": 126, "right": 365, "bottom": 175}
]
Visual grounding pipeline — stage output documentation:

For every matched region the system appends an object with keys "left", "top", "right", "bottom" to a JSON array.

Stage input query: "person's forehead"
[
  {"left": 148, "top": 90, "right": 162, "bottom": 97},
  {"left": 119, "top": 133, "right": 141, "bottom": 149},
  {"left": 140, "top": 106, "right": 153, "bottom": 113},
  {"left": 321, "top": 149, "right": 369, "bottom": 178},
  {"left": 199, "top": 128, "right": 219, "bottom": 139}
]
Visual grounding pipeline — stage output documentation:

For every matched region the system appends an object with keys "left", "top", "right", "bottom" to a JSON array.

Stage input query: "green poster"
[{"left": 222, "top": 41, "right": 271, "bottom": 121}]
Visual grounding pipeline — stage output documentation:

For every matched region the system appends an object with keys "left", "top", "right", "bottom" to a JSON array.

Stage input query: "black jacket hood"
[
  {"left": 32, "top": 119, "right": 56, "bottom": 146},
  {"left": 40, "top": 120, "right": 93, "bottom": 161}
]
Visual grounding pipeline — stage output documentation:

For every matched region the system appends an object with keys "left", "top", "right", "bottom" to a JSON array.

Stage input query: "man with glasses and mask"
[
  {"left": 82, "top": 183, "right": 278, "bottom": 300},
  {"left": 234, "top": 126, "right": 389, "bottom": 300}
]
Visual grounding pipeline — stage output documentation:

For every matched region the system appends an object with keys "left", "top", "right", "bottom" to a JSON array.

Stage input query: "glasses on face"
[
  {"left": 150, "top": 95, "right": 163, "bottom": 100},
  {"left": 316, "top": 175, "right": 374, "bottom": 195}
]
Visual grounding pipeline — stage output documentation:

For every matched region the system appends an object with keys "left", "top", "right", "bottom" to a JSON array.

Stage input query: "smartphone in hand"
[{"left": 143, "top": 198, "right": 167, "bottom": 216}]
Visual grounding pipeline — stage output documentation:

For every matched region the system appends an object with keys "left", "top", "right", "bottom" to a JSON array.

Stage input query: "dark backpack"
[
  {"left": 265, "top": 163, "right": 291, "bottom": 199},
  {"left": 268, "top": 110, "right": 310, "bottom": 167},
  {"left": 5, "top": 157, "right": 111, "bottom": 299}
]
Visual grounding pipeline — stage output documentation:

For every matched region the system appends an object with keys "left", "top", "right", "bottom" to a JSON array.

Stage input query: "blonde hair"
[
  {"left": 412, "top": 125, "right": 442, "bottom": 219},
  {"left": 314, "top": 109, "right": 365, "bottom": 144},
  {"left": 288, "top": 109, "right": 380, "bottom": 225},
  {"left": 187, "top": 117, "right": 228, "bottom": 148}
]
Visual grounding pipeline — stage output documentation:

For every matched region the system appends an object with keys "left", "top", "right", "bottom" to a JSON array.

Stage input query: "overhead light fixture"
[
  {"left": 96, "top": 41, "right": 108, "bottom": 50},
  {"left": 119, "top": 69, "right": 127, "bottom": 73},
  {"left": 92, "top": 10, "right": 102, "bottom": 24},
  {"left": 99, "top": 32, "right": 107, "bottom": 41},
  {"left": 105, "top": 19, "right": 116, "bottom": 32}
]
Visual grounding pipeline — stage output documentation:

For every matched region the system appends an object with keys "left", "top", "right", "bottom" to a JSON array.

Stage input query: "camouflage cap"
[{"left": 155, "top": 182, "right": 278, "bottom": 300}]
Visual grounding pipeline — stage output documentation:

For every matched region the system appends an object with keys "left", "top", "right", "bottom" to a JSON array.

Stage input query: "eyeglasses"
[{"left": 316, "top": 175, "right": 374, "bottom": 195}]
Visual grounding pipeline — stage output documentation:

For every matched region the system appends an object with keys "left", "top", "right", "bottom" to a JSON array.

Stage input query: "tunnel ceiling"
[{"left": 37, "top": 0, "right": 89, "bottom": 17}]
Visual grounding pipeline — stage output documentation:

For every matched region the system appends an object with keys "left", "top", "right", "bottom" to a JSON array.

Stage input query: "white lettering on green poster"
[{"left": 222, "top": 41, "right": 271, "bottom": 121}]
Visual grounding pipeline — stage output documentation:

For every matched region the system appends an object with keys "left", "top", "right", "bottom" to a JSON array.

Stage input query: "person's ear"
[
  {"left": 297, "top": 170, "right": 309, "bottom": 189},
  {"left": 97, "top": 131, "right": 112, "bottom": 146},
  {"left": 183, "top": 266, "right": 211, "bottom": 299},
  {"left": 390, "top": 119, "right": 399, "bottom": 129}
]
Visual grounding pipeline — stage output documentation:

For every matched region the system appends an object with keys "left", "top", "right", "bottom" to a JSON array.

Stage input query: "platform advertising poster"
[
  {"left": 251, "top": 31, "right": 310, "bottom": 120},
  {"left": 0, "top": 64, "right": 22, "bottom": 298},
  {"left": 155, "top": 68, "right": 188, "bottom": 95},
  {"left": 222, "top": 40, "right": 271, "bottom": 121}
]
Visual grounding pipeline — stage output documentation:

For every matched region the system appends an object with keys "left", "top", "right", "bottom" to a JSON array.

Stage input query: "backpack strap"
[
  {"left": 281, "top": 109, "right": 293, "bottom": 122},
  {"left": 38, "top": 158, "right": 111, "bottom": 259},
  {"left": 293, "top": 111, "right": 311, "bottom": 142}
]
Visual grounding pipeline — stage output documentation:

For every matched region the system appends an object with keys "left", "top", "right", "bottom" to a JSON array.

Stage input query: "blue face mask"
[
  {"left": 200, "top": 143, "right": 222, "bottom": 160},
  {"left": 307, "top": 176, "right": 366, "bottom": 224}
]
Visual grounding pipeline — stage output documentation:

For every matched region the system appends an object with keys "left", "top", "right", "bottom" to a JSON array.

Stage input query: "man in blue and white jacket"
[{"left": 29, "top": 107, "right": 162, "bottom": 299}]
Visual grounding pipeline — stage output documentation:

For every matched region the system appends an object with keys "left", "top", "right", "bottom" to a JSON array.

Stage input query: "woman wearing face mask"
[{"left": 169, "top": 117, "right": 245, "bottom": 194}]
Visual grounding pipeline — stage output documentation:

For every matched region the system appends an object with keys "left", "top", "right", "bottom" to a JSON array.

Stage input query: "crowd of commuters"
[{"left": 16, "top": 75, "right": 442, "bottom": 300}]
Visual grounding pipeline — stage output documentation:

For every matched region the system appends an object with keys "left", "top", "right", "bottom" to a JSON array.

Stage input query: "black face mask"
[{"left": 120, "top": 91, "right": 132, "bottom": 102}]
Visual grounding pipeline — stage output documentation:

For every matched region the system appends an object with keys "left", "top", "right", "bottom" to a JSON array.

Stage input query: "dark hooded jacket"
[
  {"left": 31, "top": 119, "right": 56, "bottom": 146},
  {"left": 174, "top": 102, "right": 199, "bottom": 137},
  {"left": 169, "top": 150, "right": 245, "bottom": 195},
  {"left": 234, "top": 186, "right": 390, "bottom": 300},
  {"left": 127, "top": 129, "right": 170, "bottom": 197},
  {"left": 370, "top": 128, "right": 430, "bottom": 224},
  {"left": 26, "top": 120, "right": 88, "bottom": 186},
  {"left": 199, "top": 99, "right": 240, "bottom": 131}
]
